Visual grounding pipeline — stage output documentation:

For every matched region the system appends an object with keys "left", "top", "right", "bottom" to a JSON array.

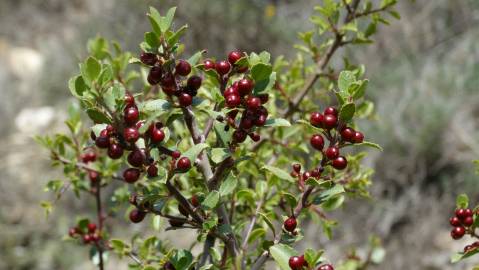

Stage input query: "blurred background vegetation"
[{"left": 1, "top": 0, "right": 479, "bottom": 269}]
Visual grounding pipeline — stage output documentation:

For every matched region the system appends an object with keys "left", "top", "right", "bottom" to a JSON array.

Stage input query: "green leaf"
[
  {"left": 262, "top": 165, "right": 295, "bottom": 182},
  {"left": 148, "top": 7, "right": 162, "bottom": 35},
  {"left": 219, "top": 174, "right": 237, "bottom": 196},
  {"left": 264, "top": 118, "right": 291, "bottom": 127},
  {"left": 321, "top": 194, "right": 345, "bottom": 211},
  {"left": 304, "top": 249, "right": 324, "bottom": 267},
  {"left": 251, "top": 63, "right": 275, "bottom": 94},
  {"left": 451, "top": 248, "right": 479, "bottom": 263},
  {"left": 81, "top": 57, "right": 101, "bottom": 83},
  {"left": 167, "top": 25, "right": 188, "bottom": 47},
  {"left": 248, "top": 228, "right": 266, "bottom": 244},
  {"left": 270, "top": 244, "right": 298, "bottom": 270},
  {"left": 160, "top": 7, "right": 176, "bottom": 33},
  {"left": 259, "top": 212, "right": 276, "bottom": 237},
  {"left": 456, "top": 194, "right": 469, "bottom": 209},
  {"left": 142, "top": 99, "right": 172, "bottom": 111},
  {"left": 312, "top": 185, "right": 345, "bottom": 205},
  {"left": 351, "top": 80, "right": 368, "bottom": 100},
  {"left": 201, "top": 191, "right": 220, "bottom": 210},
  {"left": 86, "top": 109, "right": 111, "bottom": 124},
  {"left": 339, "top": 103, "right": 355, "bottom": 122},
  {"left": 144, "top": 32, "right": 160, "bottom": 49},
  {"left": 281, "top": 192, "right": 298, "bottom": 207},
  {"left": 210, "top": 148, "right": 231, "bottom": 164},
  {"left": 188, "top": 50, "right": 204, "bottom": 66},
  {"left": 68, "top": 76, "right": 88, "bottom": 98},
  {"left": 181, "top": 143, "right": 209, "bottom": 163},
  {"left": 171, "top": 249, "right": 193, "bottom": 270},
  {"left": 354, "top": 141, "right": 383, "bottom": 151},
  {"left": 338, "top": 70, "right": 355, "bottom": 94}
]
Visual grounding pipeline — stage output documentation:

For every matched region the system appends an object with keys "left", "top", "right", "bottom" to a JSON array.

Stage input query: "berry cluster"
[
  {"left": 141, "top": 52, "right": 202, "bottom": 107},
  {"left": 309, "top": 106, "right": 365, "bottom": 171},
  {"left": 449, "top": 208, "right": 475, "bottom": 240},
  {"left": 68, "top": 222, "right": 101, "bottom": 245},
  {"left": 288, "top": 254, "right": 333, "bottom": 270},
  {"left": 290, "top": 163, "right": 323, "bottom": 190},
  {"left": 92, "top": 93, "right": 191, "bottom": 186},
  {"left": 79, "top": 149, "right": 101, "bottom": 184},
  {"left": 205, "top": 51, "right": 269, "bottom": 144}
]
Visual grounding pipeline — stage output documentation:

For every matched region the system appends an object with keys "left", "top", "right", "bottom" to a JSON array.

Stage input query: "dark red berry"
[
  {"left": 249, "top": 133, "right": 261, "bottom": 142},
  {"left": 147, "top": 65, "right": 163, "bottom": 85},
  {"left": 140, "top": 52, "right": 157, "bottom": 66},
  {"left": 91, "top": 233, "right": 101, "bottom": 242},
  {"left": 163, "top": 261, "right": 176, "bottom": 270},
  {"left": 325, "top": 146, "right": 340, "bottom": 160},
  {"left": 228, "top": 50, "right": 243, "bottom": 65},
  {"left": 463, "top": 216, "right": 474, "bottom": 226},
  {"left": 95, "top": 135, "right": 110, "bottom": 148},
  {"left": 237, "top": 65, "right": 248, "bottom": 73},
  {"left": 203, "top": 59, "right": 215, "bottom": 70},
  {"left": 464, "top": 245, "right": 474, "bottom": 253},
  {"left": 175, "top": 60, "right": 191, "bottom": 76},
  {"left": 258, "top": 94, "right": 269, "bottom": 104},
  {"left": 83, "top": 234, "right": 92, "bottom": 244},
  {"left": 125, "top": 93, "right": 135, "bottom": 107},
  {"left": 191, "top": 195, "right": 200, "bottom": 207},
  {"left": 129, "top": 209, "right": 146, "bottom": 223},
  {"left": 124, "top": 127, "right": 140, "bottom": 143},
  {"left": 124, "top": 106, "right": 139, "bottom": 125},
  {"left": 293, "top": 164, "right": 301, "bottom": 173},
  {"left": 81, "top": 151, "right": 97, "bottom": 163},
  {"left": 254, "top": 114, "right": 267, "bottom": 126},
  {"left": 68, "top": 227, "right": 78, "bottom": 237},
  {"left": 323, "top": 114, "right": 337, "bottom": 129},
  {"left": 324, "top": 106, "right": 338, "bottom": 117},
  {"left": 150, "top": 127, "right": 165, "bottom": 143},
  {"left": 224, "top": 86, "right": 239, "bottom": 97},
  {"left": 310, "top": 168, "right": 321, "bottom": 178},
  {"left": 178, "top": 93, "right": 193, "bottom": 107},
  {"left": 215, "top": 60, "right": 231, "bottom": 75},
  {"left": 233, "top": 130, "right": 247, "bottom": 143},
  {"left": 310, "top": 112, "right": 324, "bottom": 127},
  {"left": 187, "top": 75, "right": 202, "bottom": 90},
  {"left": 127, "top": 149, "right": 145, "bottom": 167},
  {"left": 226, "top": 94, "right": 241, "bottom": 108},
  {"left": 451, "top": 226, "right": 466, "bottom": 239},
  {"left": 332, "top": 156, "right": 347, "bottom": 170},
  {"left": 456, "top": 209, "right": 468, "bottom": 219},
  {"left": 284, "top": 217, "right": 297, "bottom": 232},
  {"left": 88, "top": 170, "right": 100, "bottom": 183},
  {"left": 352, "top": 131, "right": 364, "bottom": 144},
  {"left": 246, "top": 97, "right": 261, "bottom": 110},
  {"left": 318, "top": 264, "right": 334, "bottom": 270},
  {"left": 450, "top": 216, "right": 461, "bottom": 226},
  {"left": 302, "top": 171, "right": 311, "bottom": 180},
  {"left": 465, "top": 208, "right": 473, "bottom": 217},
  {"left": 240, "top": 117, "right": 254, "bottom": 130},
  {"left": 147, "top": 164, "right": 158, "bottom": 177},
  {"left": 176, "top": 157, "right": 191, "bottom": 171},
  {"left": 107, "top": 144, "right": 123, "bottom": 159},
  {"left": 310, "top": 134, "right": 325, "bottom": 150},
  {"left": 288, "top": 256, "right": 303, "bottom": 270},
  {"left": 123, "top": 168, "right": 140, "bottom": 183},
  {"left": 161, "top": 73, "right": 176, "bottom": 88},
  {"left": 171, "top": 150, "right": 181, "bottom": 159},
  {"left": 87, "top": 223, "right": 97, "bottom": 233},
  {"left": 341, "top": 127, "right": 355, "bottom": 142},
  {"left": 237, "top": 78, "right": 254, "bottom": 96}
]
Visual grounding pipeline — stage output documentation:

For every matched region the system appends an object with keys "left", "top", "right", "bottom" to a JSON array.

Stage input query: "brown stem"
[{"left": 94, "top": 181, "right": 104, "bottom": 270}]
